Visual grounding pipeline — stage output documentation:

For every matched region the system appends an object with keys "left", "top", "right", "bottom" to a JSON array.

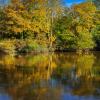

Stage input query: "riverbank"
[
  {"left": 0, "top": 39, "right": 100, "bottom": 56},
  {"left": 0, "top": 39, "right": 49, "bottom": 55}
]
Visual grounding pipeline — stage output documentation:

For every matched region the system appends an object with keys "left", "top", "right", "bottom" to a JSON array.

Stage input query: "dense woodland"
[{"left": 0, "top": 0, "right": 100, "bottom": 54}]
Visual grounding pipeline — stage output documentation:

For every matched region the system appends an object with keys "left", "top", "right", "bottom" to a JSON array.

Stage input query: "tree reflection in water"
[{"left": 0, "top": 52, "right": 100, "bottom": 100}]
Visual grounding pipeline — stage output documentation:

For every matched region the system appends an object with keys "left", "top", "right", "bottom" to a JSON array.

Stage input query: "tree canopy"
[{"left": 0, "top": 0, "right": 99, "bottom": 54}]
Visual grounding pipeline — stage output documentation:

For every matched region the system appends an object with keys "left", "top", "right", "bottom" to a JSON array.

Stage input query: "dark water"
[{"left": 0, "top": 52, "right": 100, "bottom": 100}]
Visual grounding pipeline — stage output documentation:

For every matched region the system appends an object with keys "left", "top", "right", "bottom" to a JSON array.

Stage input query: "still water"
[{"left": 0, "top": 52, "right": 100, "bottom": 100}]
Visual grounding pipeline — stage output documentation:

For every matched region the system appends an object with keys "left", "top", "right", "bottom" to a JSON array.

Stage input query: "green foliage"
[
  {"left": 93, "top": 0, "right": 100, "bottom": 9},
  {"left": 0, "top": 1, "right": 100, "bottom": 54},
  {"left": 54, "top": 2, "right": 96, "bottom": 51},
  {"left": 92, "top": 10, "right": 100, "bottom": 50},
  {"left": 17, "top": 39, "right": 48, "bottom": 53},
  {"left": 72, "top": 2, "right": 96, "bottom": 50},
  {"left": 54, "top": 16, "right": 77, "bottom": 50}
]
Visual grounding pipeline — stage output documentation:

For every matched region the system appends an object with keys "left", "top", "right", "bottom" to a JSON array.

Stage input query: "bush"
[
  {"left": 0, "top": 40, "right": 15, "bottom": 55},
  {"left": 0, "top": 39, "right": 49, "bottom": 55},
  {"left": 17, "top": 39, "right": 48, "bottom": 53}
]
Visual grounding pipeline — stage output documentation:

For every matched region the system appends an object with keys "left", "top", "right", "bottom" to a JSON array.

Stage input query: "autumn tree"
[
  {"left": 0, "top": 0, "right": 50, "bottom": 42},
  {"left": 54, "top": 8, "right": 77, "bottom": 50},
  {"left": 92, "top": 10, "right": 100, "bottom": 50},
  {"left": 54, "top": 2, "right": 96, "bottom": 51},
  {"left": 0, "top": 0, "right": 99, "bottom": 53},
  {"left": 0, "top": 0, "right": 51, "bottom": 53},
  {"left": 72, "top": 2, "right": 96, "bottom": 50},
  {"left": 46, "top": 0, "right": 64, "bottom": 50}
]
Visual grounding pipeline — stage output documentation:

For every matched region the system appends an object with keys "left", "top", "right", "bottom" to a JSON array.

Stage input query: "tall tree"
[
  {"left": 0, "top": 0, "right": 50, "bottom": 40},
  {"left": 72, "top": 2, "right": 96, "bottom": 50},
  {"left": 54, "top": 2, "right": 96, "bottom": 51},
  {"left": 92, "top": 9, "right": 100, "bottom": 50},
  {"left": 46, "top": 0, "right": 64, "bottom": 50}
]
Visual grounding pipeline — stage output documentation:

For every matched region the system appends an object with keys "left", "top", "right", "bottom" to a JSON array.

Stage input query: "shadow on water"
[{"left": 0, "top": 52, "right": 100, "bottom": 100}]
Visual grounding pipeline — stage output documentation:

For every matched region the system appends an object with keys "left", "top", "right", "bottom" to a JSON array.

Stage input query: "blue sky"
[
  {"left": 0, "top": 0, "right": 9, "bottom": 5},
  {"left": 0, "top": 0, "right": 85, "bottom": 6},
  {"left": 64, "top": 0, "right": 85, "bottom": 7}
]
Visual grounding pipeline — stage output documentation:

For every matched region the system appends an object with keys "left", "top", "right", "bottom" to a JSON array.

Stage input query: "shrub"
[{"left": 0, "top": 40, "right": 15, "bottom": 55}]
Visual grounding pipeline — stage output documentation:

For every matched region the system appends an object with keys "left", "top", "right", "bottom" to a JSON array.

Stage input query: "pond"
[{"left": 0, "top": 52, "right": 100, "bottom": 100}]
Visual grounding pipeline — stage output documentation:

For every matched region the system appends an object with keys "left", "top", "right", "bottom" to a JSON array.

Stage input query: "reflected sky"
[{"left": 0, "top": 93, "right": 12, "bottom": 100}]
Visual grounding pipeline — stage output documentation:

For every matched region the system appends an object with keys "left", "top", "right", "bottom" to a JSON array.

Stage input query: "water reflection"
[{"left": 0, "top": 52, "right": 100, "bottom": 100}]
